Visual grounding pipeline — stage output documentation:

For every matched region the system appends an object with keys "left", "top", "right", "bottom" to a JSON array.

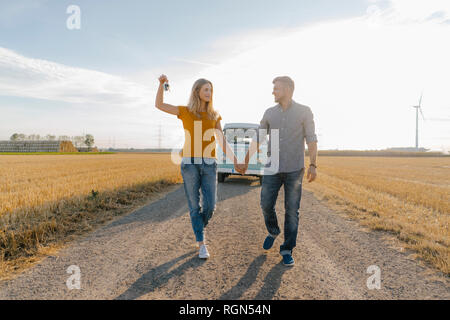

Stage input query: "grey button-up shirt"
[{"left": 259, "top": 100, "right": 318, "bottom": 173}]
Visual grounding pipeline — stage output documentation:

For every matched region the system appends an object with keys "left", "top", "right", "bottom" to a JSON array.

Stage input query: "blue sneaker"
[
  {"left": 263, "top": 235, "right": 276, "bottom": 250},
  {"left": 282, "top": 254, "right": 295, "bottom": 266}
]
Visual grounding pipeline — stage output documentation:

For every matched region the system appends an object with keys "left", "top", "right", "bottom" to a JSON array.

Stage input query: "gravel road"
[{"left": 0, "top": 176, "right": 448, "bottom": 300}]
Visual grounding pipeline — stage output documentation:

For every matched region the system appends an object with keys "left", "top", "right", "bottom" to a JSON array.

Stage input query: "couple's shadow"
[
  {"left": 115, "top": 252, "right": 288, "bottom": 300},
  {"left": 115, "top": 250, "right": 203, "bottom": 300},
  {"left": 218, "top": 254, "right": 288, "bottom": 300}
]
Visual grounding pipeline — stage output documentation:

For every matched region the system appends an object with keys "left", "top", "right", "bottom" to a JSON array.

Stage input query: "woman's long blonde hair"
[{"left": 187, "top": 78, "right": 220, "bottom": 120}]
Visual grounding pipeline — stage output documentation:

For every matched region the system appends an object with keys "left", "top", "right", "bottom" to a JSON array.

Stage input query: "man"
[{"left": 236, "top": 76, "right": 318, "bottom": 266}]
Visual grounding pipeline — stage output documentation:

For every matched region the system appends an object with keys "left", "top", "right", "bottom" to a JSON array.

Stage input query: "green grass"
[{"left": 0, "top": 152, "right": 116, "bottom": 155}]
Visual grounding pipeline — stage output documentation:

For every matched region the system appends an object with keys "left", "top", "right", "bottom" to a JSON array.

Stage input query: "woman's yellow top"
[{"left": 177, "top": 106, "right": 222, "bottom": 159}]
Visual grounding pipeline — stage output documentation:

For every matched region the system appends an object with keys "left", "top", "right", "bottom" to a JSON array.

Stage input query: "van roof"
[{"left": 223, "top": 123, "right": 260, "bottom": 130}]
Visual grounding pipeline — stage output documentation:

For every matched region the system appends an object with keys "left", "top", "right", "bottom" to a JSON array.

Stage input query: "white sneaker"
[{"left": 199, "top": 245, "right": 210, "bottom": 259}]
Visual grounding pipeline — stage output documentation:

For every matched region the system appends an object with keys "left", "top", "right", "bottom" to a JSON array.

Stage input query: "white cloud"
[
  {"left": 386, "top": 0, "right": 450, "bottom": 22},
  {"left": 0, "top": 47, "right": 182, "bottom": 148},
  {"left": 0, "top": 47, "right": 153, "bottom": 108}
]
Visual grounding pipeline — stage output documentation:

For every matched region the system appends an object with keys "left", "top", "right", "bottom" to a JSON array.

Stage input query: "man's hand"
[
  {"left": 234, "top": 158, "right": 248, "bottom": 175},
  {"left": 238, "top": 162, "right": 249, "bottom": 175},
  {"left": 234, "top": 164, "right": 244, "bottom": 175},
  {"left": 233, "top": 158, "right": 242, "bottom": 174},
  {"left": 234, "top": 164, "right": 248, "bottom": 175},
  {"left": 307, "top": 165, "right": 317, "bottom": 182}
]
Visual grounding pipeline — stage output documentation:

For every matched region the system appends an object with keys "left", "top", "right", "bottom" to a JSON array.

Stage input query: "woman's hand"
[
  {"left": 155, "top": 74, "right": 178, "bottom": 116},
  {"left": 158, "top": 74, "right": 168, "bottom": 85}
]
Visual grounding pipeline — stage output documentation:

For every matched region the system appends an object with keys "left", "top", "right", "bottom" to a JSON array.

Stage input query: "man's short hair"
[{"left": 273, "top": 76, "right": 295, "bottom": 91}]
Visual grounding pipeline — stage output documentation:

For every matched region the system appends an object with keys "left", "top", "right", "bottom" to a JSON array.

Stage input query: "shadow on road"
[
  {"left": 115, "top": 250, "right": 202, "bottom": 300},
  {"left": 219, "top": 254, "right": 267, "bottom": 300},
  {"left": 254, "top": 261, "right": 289, "bottom": 300},
  {"left": 103, "top": 186, "right": 188, "bottom": 231},
  {"left": 217, "top": 175, "right": 261, "bottom": 202},
  {"left": 104, "top": 175, "right": 259, "bottom": 232},
  {"left": 219, "top": 255, "right": 289, "bottom": 300}
]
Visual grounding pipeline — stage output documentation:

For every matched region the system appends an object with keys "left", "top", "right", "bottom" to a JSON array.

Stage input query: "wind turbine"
[{"left": 412, "top": 92, "right": 425, "bottom": 149}]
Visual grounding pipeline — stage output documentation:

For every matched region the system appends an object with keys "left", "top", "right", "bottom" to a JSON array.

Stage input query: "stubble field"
[
  {"left": 303, "top": 156, "right": 449, "bottom": 275},
  {"left": 0, "top": 153, "right": 182, "bottom": 279},
  {"left": 0, "top": 153, "right": 448, "bottom": 278}
]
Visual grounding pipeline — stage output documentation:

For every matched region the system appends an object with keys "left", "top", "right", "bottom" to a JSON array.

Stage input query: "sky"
[{"left": 0, "top": 0, "right": 449, "bottom": 151}]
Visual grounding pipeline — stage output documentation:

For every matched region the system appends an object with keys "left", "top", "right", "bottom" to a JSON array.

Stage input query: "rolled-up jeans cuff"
[{"left": 280, "top": 250, "right": 292, "bottom": 256}]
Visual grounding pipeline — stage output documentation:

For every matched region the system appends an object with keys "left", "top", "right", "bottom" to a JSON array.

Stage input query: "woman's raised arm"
[{"left": 155, "top": 74, "right": 179, "bottom": 116}]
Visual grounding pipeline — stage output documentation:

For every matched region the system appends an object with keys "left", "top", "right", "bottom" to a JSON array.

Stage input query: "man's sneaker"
[
  {"left": 199, "top": 245, "right": 210, "bottom": 259},
  {"left": 263, "top": 235, "right": 276, "bottom": 250},
  {"left": 282, "top": 254, "right": 294, "bottom": 266}
]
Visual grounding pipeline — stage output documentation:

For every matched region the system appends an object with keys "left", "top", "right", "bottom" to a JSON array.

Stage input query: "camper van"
[{"left": 217, "top": 123, "right": 268, "bottom": 184}]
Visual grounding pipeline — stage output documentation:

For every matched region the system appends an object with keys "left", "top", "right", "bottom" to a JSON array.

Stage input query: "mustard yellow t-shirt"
[{"left": 177, "top": 106, "right": 222, "bottom": 159}]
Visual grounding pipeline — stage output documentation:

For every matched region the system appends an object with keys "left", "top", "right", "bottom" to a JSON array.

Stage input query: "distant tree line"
[{"left": 9, "top": 133, "right": 95, "bottom": 149}]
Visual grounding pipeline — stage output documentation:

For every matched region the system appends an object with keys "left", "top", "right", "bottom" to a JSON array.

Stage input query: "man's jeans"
[
  {"left": 180, "top": 157, "right": 218, "bottom": 242},
  {"left": 260, "top": 168, "right": 305, "bottom": 255}
]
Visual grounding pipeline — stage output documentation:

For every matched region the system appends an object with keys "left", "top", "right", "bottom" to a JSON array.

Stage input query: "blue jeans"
[
  {"left": 260, "top": 168, "right": 305, "bottom": 255},
  {"left": 180, "top": 157, "right": 218, "bottom": 242}
]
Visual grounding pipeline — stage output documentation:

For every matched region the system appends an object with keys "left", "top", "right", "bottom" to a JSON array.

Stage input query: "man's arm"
[
  {"left": 306, "top": 141, "right": 317, "bottom": 182},
  {"left": 304, "top": 106, "right": 318, "bottom": 182},
  {"left": 241, "top": 139, "right": 260, "bottom": 173}
]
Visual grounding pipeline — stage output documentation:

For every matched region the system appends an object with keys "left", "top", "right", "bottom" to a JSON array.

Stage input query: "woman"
[{"left": 155, "top": 74, "right": 243, "bottom": 259}]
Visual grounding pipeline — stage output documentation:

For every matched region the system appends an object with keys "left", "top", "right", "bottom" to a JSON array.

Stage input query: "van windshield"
[
  {"left": 224, "top": 128, "right": 257, "bottom": 144},
  {"left": 226, "top": 136, "right": 253, "bottom": 144}
]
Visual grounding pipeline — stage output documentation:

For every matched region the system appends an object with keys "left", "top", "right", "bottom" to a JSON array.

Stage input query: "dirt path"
[{"left": 0, "top": 176, "right": 448, "bottom": 300}]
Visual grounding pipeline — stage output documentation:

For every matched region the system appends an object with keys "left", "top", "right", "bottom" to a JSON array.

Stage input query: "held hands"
[{"left": 234, "top": 157, "right": 248, "bottom": 175}]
